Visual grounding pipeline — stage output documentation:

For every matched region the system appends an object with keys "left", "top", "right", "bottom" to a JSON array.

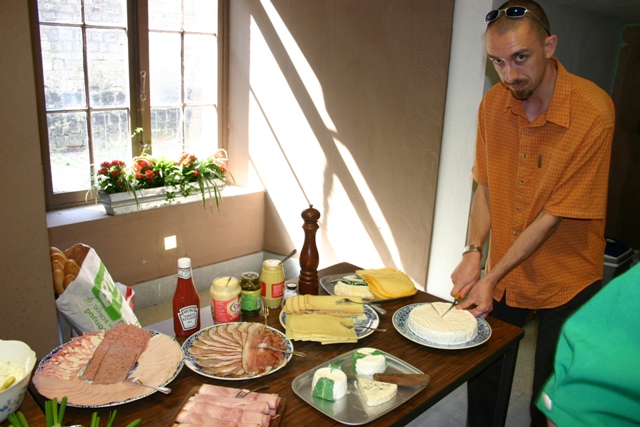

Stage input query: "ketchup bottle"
[{"left": 173, "top": 257, "right": 201, "bottom": 338}]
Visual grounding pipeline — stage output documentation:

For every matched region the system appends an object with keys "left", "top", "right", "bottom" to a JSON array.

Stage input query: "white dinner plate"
[
  {"left": 393, "top": 303, "right": 491, "bottom": 350},
  {"left": 279, "top": 305, "right": 380, "bottom": 340},
  {"left": 182, "top": 323, "right": 292, "bottom": 380}
]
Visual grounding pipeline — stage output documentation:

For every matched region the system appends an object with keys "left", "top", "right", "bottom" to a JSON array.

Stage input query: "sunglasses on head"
[{"left": 485, "top": 6, "right": 551, "bottom": 36}]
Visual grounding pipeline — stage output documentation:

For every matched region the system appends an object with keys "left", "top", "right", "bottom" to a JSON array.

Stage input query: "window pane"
[
  {"left": 151, "top": 107, "right": 182, "bottom": 158},
  {"left": 184, "top": 34, "right": 217, "bottom": 105},
  {"left": 92, "top": 110, "right": 130, "bottom": 163},
  {"left": 184, "top": 0, "right": 217, "bottom": 33},
  {"left": 47, "top": 112, "right": 90, "bottom": 193},
  {"left": 149, "top": 32, "right": 181, "bottom": 105},
  {"left": 40, "top": 25, "right": 86, "bottom": 111},
  {"left": 185, "top": 106, "right": 217, "bottom": 157},
  {"left": 38, "top": 0, "right": 82, "bottom": 24},
  {"left": 87, "top": 28, "right": 130, "bottom": 108},
  {"left": 84, "top": 0, "right": 126, "bottom": 27},
  {"left": 149, "top": 0, "right": 182, "bottom": 31}
]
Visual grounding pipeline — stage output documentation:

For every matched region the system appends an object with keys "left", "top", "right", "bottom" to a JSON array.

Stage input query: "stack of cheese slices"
[
  {"left": 283, "top": 296, "right": 364, "bottom": 345},
  {"left": 355, "top": 267, "right": 417, "bottom": 299}
]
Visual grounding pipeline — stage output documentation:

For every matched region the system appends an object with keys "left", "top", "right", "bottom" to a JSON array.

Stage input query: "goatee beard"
[{"left": 511, "top": 88, "right": 533, "bottom": 100}]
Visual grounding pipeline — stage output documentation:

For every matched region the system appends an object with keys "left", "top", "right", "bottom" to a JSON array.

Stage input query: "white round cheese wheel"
[
  {"left": 407, "top": 302, "right": 478, "bottom": 345},
  {"left": 352, "top": 348, "right": 386, "bottom": 376}
]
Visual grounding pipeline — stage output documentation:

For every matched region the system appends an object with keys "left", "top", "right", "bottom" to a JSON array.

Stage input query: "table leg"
[{"left": 492, "top": 342, "right": 520, "bottom": 427}]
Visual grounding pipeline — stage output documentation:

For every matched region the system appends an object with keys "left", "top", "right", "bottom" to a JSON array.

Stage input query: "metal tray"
[
  {"left": 319, "top": 273, "right": 413, "bottom": 303},
  {"left": 291, "top": 348, "right": 426, "bottom": 425}
]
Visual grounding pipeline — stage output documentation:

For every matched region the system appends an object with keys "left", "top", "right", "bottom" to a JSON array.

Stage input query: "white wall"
[{"left": 427, "top": 0, "right": 493, "bottom": 300}]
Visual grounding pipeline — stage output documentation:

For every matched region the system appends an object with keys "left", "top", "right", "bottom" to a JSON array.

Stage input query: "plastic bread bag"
[{"left": 55, "top": 244, "right": 140, "bottom": 332}]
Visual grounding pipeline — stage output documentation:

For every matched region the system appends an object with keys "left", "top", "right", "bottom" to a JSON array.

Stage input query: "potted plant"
[{"left": 91, "top": 149, "right": 232, "bottom": 215}]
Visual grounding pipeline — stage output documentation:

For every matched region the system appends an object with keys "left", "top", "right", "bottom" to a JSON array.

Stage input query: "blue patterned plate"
[
  {"left": 279, "top": 305, "right": 380, "bottom": 340},
  {"left": 182, "top": 323, "right": 292, "bottom": 380},
  {"left": 393, "top": 303, "right": 491, "bottom": 350},
  {"left": 34, "top": 330, "right": 183, "bottom": 408}
]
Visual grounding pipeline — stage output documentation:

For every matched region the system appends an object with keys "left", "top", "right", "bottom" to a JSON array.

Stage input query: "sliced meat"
[{"left": 183, "top": 401, "right": 270, "bottom": 427}]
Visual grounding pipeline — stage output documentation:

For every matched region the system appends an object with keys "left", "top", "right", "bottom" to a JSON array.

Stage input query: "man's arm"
[
  {"left": 460, "top": 210, "right": 562, "bottom": 318},
  {"left": 451, "top": 185, "right": 491, "bottom": 294}
]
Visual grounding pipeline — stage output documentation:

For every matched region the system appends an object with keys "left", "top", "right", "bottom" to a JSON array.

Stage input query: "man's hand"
[{"left": 450, "top": 252, "right": 482, "bottom": 297}]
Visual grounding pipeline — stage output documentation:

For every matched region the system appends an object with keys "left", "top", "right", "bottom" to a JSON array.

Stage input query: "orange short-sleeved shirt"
[{"left": 473, "top": 59, "right": 615, "bottom": 309}]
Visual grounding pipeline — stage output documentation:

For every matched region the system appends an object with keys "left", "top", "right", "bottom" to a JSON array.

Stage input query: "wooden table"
[{"left": 24, "top": 262, "right": 524, "bottom": 427}]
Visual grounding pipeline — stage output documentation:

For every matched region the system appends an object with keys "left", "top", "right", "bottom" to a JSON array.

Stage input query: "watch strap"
[{"left": 463, "top": 245, "right": 483, "bottom": 257}]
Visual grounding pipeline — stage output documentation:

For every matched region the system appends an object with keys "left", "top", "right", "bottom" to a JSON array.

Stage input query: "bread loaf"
[{"left": 50, "top": 244, "right": 90, "bottom": 297}]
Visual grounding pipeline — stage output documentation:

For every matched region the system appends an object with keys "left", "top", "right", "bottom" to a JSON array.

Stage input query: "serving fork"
[
  {"left": 261, "top": 302, "right": 269, "bottom": 326},
  {"left": 340, "top": 321, "right": 386, "bottom": 333},
  {"left": 254, "top": 342, "right": 306, "bottom": 357}
]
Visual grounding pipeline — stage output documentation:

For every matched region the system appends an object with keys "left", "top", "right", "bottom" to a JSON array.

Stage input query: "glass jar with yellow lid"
[{"left": 210, "top": 276, "right": 241, "bottom": 323}]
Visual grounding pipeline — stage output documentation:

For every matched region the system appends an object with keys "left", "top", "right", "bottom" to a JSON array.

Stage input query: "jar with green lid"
[{"left": 240, "top": 271, "right": 261, "bottom": 317}]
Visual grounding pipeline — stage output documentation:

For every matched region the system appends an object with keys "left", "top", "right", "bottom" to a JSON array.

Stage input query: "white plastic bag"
[{"left": 56, "top": 247, "right": 139, "bottom": 332}]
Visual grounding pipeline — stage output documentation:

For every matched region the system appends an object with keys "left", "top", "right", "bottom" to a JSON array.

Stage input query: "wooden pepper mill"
[{"left": 298, "top": 204, "right": 320, "bottom": 295}]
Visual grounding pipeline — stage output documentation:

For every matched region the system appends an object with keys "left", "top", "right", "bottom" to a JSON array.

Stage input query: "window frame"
[{"left": 28, "top": 0, "right": 229, "bottom": 211}]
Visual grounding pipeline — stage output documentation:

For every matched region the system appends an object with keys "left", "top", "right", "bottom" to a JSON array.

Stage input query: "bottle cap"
[
  {"left": 178, "top": 257, "right": 191, "bottom": 268},
  {"left": 286, "top": 282, "right": 298, "bottom": 290}
]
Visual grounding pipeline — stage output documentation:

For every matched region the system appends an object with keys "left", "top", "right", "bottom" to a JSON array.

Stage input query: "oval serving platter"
[{"left": 393, "top": 303, "right": 491, "bottom": 350}]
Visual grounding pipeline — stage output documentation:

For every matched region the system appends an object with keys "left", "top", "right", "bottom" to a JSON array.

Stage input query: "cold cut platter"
[
  {"left": 32, "top": 328, "right": 183, "bottom": 408},
  {"left": 182, "top": 322, "right": 293, "bottom": 380}
]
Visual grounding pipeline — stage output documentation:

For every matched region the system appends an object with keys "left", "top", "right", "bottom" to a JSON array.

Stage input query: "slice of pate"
[{"left": 357, "top": 377, "right": 397, "bottom": 406}]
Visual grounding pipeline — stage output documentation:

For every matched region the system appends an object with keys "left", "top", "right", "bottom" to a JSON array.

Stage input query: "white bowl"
[{"left": 0, "top": 340, "right": 37, "bottom": 423}]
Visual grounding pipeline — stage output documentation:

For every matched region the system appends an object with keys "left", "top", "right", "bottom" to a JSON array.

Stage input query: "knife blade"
[
  {"left": 441, "top": 292, "right": 461, "bottom": 317},
  {"left": 372, "top": 373, "right": 431, "bottom": 387}
]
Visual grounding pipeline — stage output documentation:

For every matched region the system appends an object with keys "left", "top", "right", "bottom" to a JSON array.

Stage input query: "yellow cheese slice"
[
  {"left": 282, "top": 295, "right": 364, "bottom": 316},
  {"left": 356, "top": 267, "right": 417, "bottom": 299},
  {"left": 285, "top": 314, "right": 358, "bottom": 344}
]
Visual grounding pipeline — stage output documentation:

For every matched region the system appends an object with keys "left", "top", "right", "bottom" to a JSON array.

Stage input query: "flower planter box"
[{"left": 98, "top": 181, "right": 225, "bottom": 216}]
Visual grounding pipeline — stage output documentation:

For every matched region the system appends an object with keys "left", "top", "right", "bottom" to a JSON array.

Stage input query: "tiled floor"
[{"left": 135, "top": 298, "right": 537, "bottom": 427}]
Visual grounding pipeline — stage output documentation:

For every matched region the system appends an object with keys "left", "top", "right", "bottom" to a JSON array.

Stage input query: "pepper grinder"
[{"left": 298, "top": 205, "right": 320, "bottom": 295}]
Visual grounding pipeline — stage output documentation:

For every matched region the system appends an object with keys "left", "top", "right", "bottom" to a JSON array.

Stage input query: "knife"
[
  {"left": 441, "top": 292, "right": 461, "bottom": 317},
  {"left": 372, "top": 373, "right": 431, "bottom": 387}
]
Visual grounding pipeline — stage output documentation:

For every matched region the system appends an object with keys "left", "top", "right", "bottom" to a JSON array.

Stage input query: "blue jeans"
[{"left": 466, "top": 281, "right": 602, "bottom": 427}]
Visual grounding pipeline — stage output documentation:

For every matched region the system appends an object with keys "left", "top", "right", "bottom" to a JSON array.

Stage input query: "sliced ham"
[
  {"left": 183, "top": 401, "right": 270, "bottom": 427},
  {"left": 191, "top": 394, "right": 273, "bottom": 417},
  {"left": 175, "top": 411, "right": 261, "bottom": 427},
  {"left": 198, "top": 384, "right": 281, "bottom": 411}
]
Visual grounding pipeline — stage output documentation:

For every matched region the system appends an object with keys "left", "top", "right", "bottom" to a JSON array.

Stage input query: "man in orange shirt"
[{"left": 450, "top": 1, "right": 615, "bottom": 426}]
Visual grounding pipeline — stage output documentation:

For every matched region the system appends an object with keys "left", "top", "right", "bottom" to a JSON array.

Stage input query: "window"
[{"left": 32, "top": 0, "right": 227, "bottom": 210}]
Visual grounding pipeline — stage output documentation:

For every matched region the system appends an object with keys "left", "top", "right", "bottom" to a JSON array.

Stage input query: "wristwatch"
[{"left": 462, "top": 245, "right": 483, "bottom": 258}]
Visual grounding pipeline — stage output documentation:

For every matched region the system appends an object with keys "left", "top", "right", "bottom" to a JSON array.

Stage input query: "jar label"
[
  {"left": 262, "top": 280, "right": 285, "bottom": 298},
  {"left": 241, "top": 289, "right": 261, "bottom": 311},
  {"left": 177, "top": 305, "right": 199, "bottom": 330},
  {"left": 212, "top": 296, "right": 241, "bottom": 323}
]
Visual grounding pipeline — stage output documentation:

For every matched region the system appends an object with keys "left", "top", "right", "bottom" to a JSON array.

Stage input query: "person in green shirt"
[{"left": 536, "top": 261, "right": 640, "bottom": 426}]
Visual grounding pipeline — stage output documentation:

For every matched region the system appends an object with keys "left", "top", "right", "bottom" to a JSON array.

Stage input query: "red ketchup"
[{"left": 173, "top": 257, "right": 201, "bottom": 338}]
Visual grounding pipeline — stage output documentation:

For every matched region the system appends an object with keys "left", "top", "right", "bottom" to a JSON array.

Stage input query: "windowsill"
[{"left": 46, "top": 185, "right": 264, "bottom": 228}]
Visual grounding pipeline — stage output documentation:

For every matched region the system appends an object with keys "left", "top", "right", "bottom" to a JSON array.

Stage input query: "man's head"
[{"left": 485, "top": 1, "right": 557, "bottom": 101}]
